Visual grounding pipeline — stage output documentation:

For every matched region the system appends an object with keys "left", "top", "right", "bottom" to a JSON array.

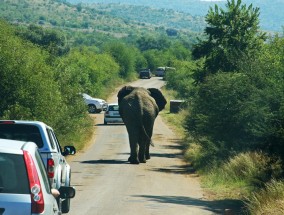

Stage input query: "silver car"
[
  {"left": 0, "top": 139, "right": 75, "bottom": 215},
  {"left": 82, "top": 93, "right": 108, "bottom": 113},
  {"left": 104, "top": 103, "right": 124, "bottom": 125}
]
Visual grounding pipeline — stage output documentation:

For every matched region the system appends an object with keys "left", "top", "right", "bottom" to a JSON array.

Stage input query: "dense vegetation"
[
  {"left": 1, "top": 0, "right": 284, "bottom": 214},
  {"left": 165, "top": 0, "right": 284, "bottom": 214}
]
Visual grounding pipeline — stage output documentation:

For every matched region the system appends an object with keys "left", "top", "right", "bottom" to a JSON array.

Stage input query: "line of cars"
[
  {"left": 0, "top": 120, "right": 76, "bottom": 215},
  {"left": 0, "top": 96, "right": 123, "bottom": 214}
]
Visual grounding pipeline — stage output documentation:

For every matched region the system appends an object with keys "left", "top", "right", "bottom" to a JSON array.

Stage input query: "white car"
[
  {"left": 0, "top": 139, "right": 75, "bottom": 215},
  {"left": 82, "top": 93, "right": 108, "bottom": 113},
  {"left": 104, "top": 103, "right": 124, "bottom": 125}
]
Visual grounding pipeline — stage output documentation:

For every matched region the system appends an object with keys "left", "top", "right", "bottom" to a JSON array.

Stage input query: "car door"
[
  {"left": 46, "top": 128, "right": 65, "bottom": 188},
  {"left": 48, "top": 129, "right": 67, "bottom": 187}
]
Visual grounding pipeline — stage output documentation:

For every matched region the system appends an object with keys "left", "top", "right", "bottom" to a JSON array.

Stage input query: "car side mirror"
[
  {"left": 58, "top": 186, "right": 76, "bottom": 199},
  {"left": 62, "top": 146, "right": 76, "bottom": 156}
]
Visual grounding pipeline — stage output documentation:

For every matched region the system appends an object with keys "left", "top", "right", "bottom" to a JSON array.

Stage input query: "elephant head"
[{"left": 117, "top": 86, "right": 167, "bottom": 164}]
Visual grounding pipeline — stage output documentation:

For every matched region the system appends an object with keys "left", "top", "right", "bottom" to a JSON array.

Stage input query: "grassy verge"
[{"left": 160, "top": 87, "right": 284, "bottom": 214}]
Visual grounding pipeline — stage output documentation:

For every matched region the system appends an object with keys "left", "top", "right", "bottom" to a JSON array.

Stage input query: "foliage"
[
  {"left": 0, "top": 20, "right": 63, "bottom": 124},
  {"left": 16, "top": 24, "right": 70, "bottom": 57},
  {"left": 247, "top": 179, "right": 284, "bottom": 215},
  {"left": 165, "top": 59, "right": 196, "bottom": 99},
  {"left": 215, "top": 152, "right": 282, "bottom": 187},
  {"left": 192, "top": 0, "right": 266, "bottom": 82},
  {"left": 103, "top": 42, "right": 139, "bottom": 79},
  {"left": 137, "top": 35, "right": 171, "bottom": 51},
  {"left": 0, "top": 20, "right": 92, "bottom": 148},
  {"left": 55, "top": 47, "right": 120, "bottom": 97},
  {"left": 0, "top": 0, "right": 203, "bottom": 49},
  {"left": 200, "top": 151, "right": 282, "bottom": 204}
]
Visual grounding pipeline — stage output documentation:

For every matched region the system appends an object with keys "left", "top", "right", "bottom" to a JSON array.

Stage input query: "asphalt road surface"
[{"left": 68, "top": 77, "right": 223, "bottom": 215}]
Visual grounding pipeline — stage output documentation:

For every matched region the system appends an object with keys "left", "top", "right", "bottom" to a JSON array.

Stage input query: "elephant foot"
[
  {"left": 128, "top": 156, "right": 140, "bottom": 164},
  {"left": 139, "top": 158, "right": 146, "bottom": 163}
]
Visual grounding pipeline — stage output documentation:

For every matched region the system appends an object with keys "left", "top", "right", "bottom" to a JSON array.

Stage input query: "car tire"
[
  {"left": 104, "top": 119, "right": 107, "bottom": 125},
  {"left": 88, "top": 104, "right": 97, "bottom": 113},
  {"left": 61, "top": 172, "right": 71, "bottom": 213}
]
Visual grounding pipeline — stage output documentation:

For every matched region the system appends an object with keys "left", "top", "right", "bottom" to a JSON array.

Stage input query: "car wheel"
[
  {"left": 88, "top": 104, "right": 97, "bottom": 113},
  {"left": 61, "top": 172, "right": 71, "bottom": 213},
  {"left": 104, "top": 119, "right": 107, "bottom": 125}
]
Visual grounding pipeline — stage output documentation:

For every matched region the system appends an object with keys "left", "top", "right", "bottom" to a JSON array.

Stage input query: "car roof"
[
  {"left": 0, "top": 120, "right": 50, "bottom": 129},
  {"left": 108, "top": 103, "right": 118, "bottom": 106},
  {"left": 0, "top": 138, "right": 36, "bottom": 154}
]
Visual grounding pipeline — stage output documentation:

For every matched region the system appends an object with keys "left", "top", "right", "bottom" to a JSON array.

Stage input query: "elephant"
[{"left": 117, "top": 86, "right": 167, "bottom": 164}]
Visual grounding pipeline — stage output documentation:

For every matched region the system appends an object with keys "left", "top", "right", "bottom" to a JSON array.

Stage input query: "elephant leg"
[
  {"left": 128, "top": 135, "right": 140, "bottom": 164},
  {"left": 145, "top": 143, "right": 150, "bottom": 160},
  {"left": 138, "top": 141, "right": 146, "bottom": 163}
]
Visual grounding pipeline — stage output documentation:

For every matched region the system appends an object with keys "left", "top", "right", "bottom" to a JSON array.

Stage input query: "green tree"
[
  {"left": 103, "top": 42, "right": 136, "bottom": 79},
  {"left": 0, "top": 20, "right": 63, "bottom": 125},
  {"left": 137, "top": 35, "right": 171, "bottom": 51},
  {"left": 192, "top": 0, "right": 266, "bottom": 82},
  {"left": 55, "top": 47, "right": 120, "bottom": 97},
  {"left": 16, "top": 24, "right": 70, "bottom": 57}
]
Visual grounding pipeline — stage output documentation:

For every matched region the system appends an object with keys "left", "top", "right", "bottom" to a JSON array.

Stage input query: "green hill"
[
  {"left": 0, "top": 0, "right": 206, "bottom": 47},
  {"left": 68, "top": 0, "right": 284, "bottom": 32}
]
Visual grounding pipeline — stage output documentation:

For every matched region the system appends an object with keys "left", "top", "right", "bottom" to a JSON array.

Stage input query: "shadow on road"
[
  {"left": 132, "top": 195, "right": 246, "bottom": 215},
  {"left": 81, "top": 159, "right": 128, "bottom": 164}
]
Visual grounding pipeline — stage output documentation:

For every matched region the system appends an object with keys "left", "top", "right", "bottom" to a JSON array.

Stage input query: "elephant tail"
[{"left": 141, "top": 125, "right": 155, "bottom": 147}]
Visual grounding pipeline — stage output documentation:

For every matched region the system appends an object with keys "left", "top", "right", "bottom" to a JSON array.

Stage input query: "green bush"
[
  {"left": 220, "top": 152, "right": 282, "bottom": 187},
  {"left": 247, "top": 179, "right": 284, "bottom": 215}
]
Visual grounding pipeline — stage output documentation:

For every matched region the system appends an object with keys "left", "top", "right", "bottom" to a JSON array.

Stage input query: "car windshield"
[
  {"left": 82, "top": 93, "right": 92, "bottom": 99},
  {"left": 0, "top": 124, "right": 44, "bottom": 148}
]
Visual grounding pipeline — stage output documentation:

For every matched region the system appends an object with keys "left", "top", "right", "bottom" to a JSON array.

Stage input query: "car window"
[
  {"left": 0, "top": 124, "right": 44, "bottom": 148},
  {"left": 46, "top": 128, "right": 56, "bottom": 150},
  {"left": 0, "top": 153, "right": 29, "bottom": 194},
  {"left": 109, "top": 105, "right": 119, "bottom": 111},
  {"left": 49, "top": 130, "right": 62, "bottom": 153},
  {"left": 35, "top": 150, "right": 51, "bottom": 194}
]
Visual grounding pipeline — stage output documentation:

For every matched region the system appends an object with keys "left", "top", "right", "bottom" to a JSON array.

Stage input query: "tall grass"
[
  {"left": 201, "top": 151, "right": 282, "bottom": 200},
  {"left": 247, "top": 179, "right": 284, "bottom": 215}
]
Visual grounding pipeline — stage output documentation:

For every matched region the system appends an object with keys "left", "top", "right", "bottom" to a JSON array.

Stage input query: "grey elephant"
[{"left": 117, "top": 86, "right": 167, "bottom": 164}]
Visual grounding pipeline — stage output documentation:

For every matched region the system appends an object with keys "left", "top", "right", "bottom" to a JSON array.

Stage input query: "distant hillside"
[
  {"left": 68, "top": 0, "right": 284, "bottom": 32},
  {"left": 0, "top": 0, "right": 206, "bottom": 47}
]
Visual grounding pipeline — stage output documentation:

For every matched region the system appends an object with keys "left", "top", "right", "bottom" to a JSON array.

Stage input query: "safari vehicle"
[
  {"left": 155, "top": 67, "right": 166, "bottom": 77},
  {"left": 0, "top": 120, "right": 76, "bottom": 213},
  {"left": 0, "top": 139, "right": 75, "bottom": 215},
  {"left": 139, "top": 69, "right": 151, "bottom": 79},
  {"left": 155, "top": 66, "right": 176, "bottom": 78}
]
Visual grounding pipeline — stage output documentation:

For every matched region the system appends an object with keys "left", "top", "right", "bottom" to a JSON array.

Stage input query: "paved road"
[{"left": 68, "top": 77, "right": 222, "bottom": 215}]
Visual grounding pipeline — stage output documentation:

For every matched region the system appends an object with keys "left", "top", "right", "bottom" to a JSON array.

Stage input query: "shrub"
[
  {"left": 221, "top": 152, "right": 282, "bottom": 187},
  {"left": 247, "top": 179, "right": 284, "bottom": 215}
]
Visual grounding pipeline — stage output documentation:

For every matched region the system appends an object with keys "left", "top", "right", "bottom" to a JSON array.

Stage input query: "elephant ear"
[
  {"left": 147, "top": 88, "right": 167, "bottom": 111},
  {"left": 117, "top": 86, "right": 135, "bottom": 103}
]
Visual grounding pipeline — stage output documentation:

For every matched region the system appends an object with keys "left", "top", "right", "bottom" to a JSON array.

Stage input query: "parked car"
[
  {"left": 104, "top": 103, "right": 124, "bottom": 125},
  {"left": 0, "top": 120, "right": 76, "bottom": 213},
  {"left": 139, "top": 69, "right": 151, "bottom": 79},
  {"left": 82, "top": 93, "right": 107, "bottom": 113},
  {"left": 0, "top": 139, "right": 75, "bottom": 215}
]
